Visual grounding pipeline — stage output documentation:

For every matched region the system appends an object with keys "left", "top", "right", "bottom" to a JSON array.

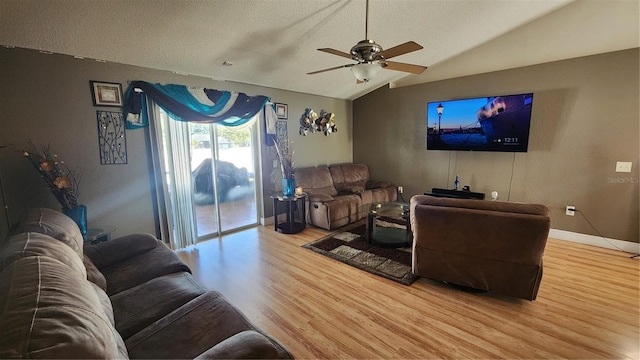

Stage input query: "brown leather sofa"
[
  {"left": 0, "top": 208, "right": 293, "bottom": 359},
  {"left": 295, "top": 163, "right": 397, "bottom": 230},
  {"left": 410, "top": 195, "right": 551, "bottom": 300}
]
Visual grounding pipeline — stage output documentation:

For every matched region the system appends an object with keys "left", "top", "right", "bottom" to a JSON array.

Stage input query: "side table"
[
  {"left": 84, "top": 227, "right": 116, "bottom": 244},
  {"left": 271, "top": 193, "right": 306, "bottom": 234}
]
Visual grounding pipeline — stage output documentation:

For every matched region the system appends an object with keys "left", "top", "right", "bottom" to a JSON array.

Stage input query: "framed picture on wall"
[
  {"left": 90, "top": 81, "right": 123, "bottom": 107},
  {"left": 275, "top": 103, "right": 288, "bottom": 119}
]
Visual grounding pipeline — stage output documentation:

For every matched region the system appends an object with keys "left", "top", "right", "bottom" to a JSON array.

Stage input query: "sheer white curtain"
[{"left": 149, "top": 103, "right": 198, "bottom": 250}]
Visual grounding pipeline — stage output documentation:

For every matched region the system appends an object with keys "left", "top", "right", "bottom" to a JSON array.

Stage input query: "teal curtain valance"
[{"left": 124, "top": 81, "right": 277, "bottom": 131}]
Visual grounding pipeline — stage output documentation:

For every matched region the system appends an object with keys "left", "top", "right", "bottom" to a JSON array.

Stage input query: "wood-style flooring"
[{"left": 176, "top": 225, "right": 640, "bottom": 359}]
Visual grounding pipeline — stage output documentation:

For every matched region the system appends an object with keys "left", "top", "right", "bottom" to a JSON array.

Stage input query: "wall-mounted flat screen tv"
[{"left": 427, "top": 93, "right": 533, "bottom": 152}]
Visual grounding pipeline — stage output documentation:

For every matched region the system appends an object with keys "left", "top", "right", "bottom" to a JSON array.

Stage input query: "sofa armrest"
[
  {"left": 83, "top": 233, "right": 160, "bottom": 269},
  {"left": 307, "top": 193, "right": 335, "bottom": 203},
  {"left": 366, "top": 180, "right": 392, "bottom": 189},
  {"left": 194, "top": 331, "right": 280, "bottom": 359}
]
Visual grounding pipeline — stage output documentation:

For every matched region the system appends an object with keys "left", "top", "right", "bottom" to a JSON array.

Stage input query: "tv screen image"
[{"left": 427, "top": 93, "right": 533, "bottom": 152}]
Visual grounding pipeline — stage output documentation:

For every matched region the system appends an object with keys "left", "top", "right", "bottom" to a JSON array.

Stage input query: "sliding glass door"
[
  {"left": 191, "top": 122, "right": 258, "bottom": 238},
  {"left": 154, "top": 106, "right": 258, "bottom": 248}
]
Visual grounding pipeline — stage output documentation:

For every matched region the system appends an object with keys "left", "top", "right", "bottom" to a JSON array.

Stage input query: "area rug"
[{"left": 302, "top": 220, "right": 418, "bottom": 285}]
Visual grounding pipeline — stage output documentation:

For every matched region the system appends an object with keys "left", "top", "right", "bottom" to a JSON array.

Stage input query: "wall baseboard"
[
  {"left": 260, "top": 216, "right": 274, "bottom": 226},
  {"left": 549, "top": 228, "right": 640, "bottom": 254}
]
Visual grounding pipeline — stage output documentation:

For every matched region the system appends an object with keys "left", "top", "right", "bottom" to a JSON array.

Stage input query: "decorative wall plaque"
[{"left": 97, "top": 111, "right": 127, "bottom": 165}]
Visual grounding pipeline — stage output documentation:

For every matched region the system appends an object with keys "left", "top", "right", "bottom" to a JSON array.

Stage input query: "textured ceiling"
[{"left": 0, "top": 0, "right": 638, "bottom": 100}]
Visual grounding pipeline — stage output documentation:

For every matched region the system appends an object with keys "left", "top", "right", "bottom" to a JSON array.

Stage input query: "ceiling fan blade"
[
  {"left": 307, "top": 63, "right": 355, "bottom": 75},
  {"left": 383, "top": 61, "right": 427, "bottom": 74},
  {"left": 377, "top": 41, "right": 423, "bottom": 60},
  {"left": 318, "top": 48, "right": 355, "bottom": 60}
]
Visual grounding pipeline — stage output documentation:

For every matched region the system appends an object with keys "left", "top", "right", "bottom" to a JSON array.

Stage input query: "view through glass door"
[{"left": 190, "top": 122, "right": 258, "bottom": 239}]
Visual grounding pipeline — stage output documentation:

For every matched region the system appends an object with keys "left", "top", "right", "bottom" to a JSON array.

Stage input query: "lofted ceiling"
[{"left": 0, "top": 0, "right": 638, "bottom": 100}]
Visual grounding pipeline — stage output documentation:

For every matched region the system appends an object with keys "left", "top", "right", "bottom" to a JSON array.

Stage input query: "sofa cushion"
[
  {"left": 0, "top": 232, "right": 86, "bottom": 277},
  {"left": 83, "top": 233, "right": 160, "bottom": 269},
  {"left": 194, "top": 331, "right": 280, "bottom": 359},
  {"left": 0, "top": 256, "right": 127, "bottom": 359},
  {"left": 322, "top": 194, "right": 363, "bottom": 229},
  {"left": 96, "top": 241, "right": 191, "bottom": 295},
  {"left": 110, "top": 272, "right": 207, "bottom": 339},
  {"left": 332, "top": 163, "right": 369, "bottom": 190},
  {"left": 295, "top": 166, "right": 338, "bottom": 196},
  {"left": 21, "top": 208, "right": 84, "bottom": 258},
  {"left": 125, "top": 291, "right": 290, "bottom": 359}
]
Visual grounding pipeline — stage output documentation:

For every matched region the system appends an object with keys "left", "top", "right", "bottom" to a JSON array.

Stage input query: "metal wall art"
[
  {"left": 97, "top": 111, "right": 127, "bottom": 165},
  {"left": 299, "top": 108, "right": 337, "bottom": 136},
  {"left": 276, "top": 120, "right": 288, "bottom": 147}
]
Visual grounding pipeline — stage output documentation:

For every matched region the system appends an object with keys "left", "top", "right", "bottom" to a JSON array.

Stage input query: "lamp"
[
  {"left": 350, "top": 62, "right": 382, "bottom": 82},
  {"left": 436, "top": 103, "right": 444, "bottom": 134}
]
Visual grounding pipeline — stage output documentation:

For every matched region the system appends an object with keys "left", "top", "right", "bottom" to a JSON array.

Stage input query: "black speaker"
[{"left": 426, "top": 188, "right": 486, "bottom": 200}]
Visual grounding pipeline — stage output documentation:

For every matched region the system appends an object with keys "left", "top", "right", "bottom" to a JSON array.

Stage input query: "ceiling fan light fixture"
[
  {"left": 309, "top": 0, "right": 425, "bottom": 81},
  {"left": 351, "top": 62, "right": 381, "bottom": 82}
]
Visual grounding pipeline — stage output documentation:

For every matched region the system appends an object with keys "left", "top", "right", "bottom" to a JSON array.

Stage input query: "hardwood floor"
[
  {"left": 176, "top": 225, "right": 640, "bottom": 359},
  {"left": 195, "top": 192, "right": 257, "bottom": 235}
]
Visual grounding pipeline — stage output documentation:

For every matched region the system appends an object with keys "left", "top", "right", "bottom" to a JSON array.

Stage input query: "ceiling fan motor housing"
[{"left": 351, "top": 40, "right": 383, "bottom": 62}]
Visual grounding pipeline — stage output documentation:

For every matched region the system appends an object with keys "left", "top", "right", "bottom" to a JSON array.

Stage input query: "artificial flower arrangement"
[
  {"left": 23, "top": 139, "right": 82, "bottom": 210},
  {"left": 271, "top": 137, "right": 297, "bottom": 196}
]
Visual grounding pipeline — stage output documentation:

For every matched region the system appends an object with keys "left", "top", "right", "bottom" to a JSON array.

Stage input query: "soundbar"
[{"left": 425, "top": 188, "right": 486, "bottom": 200}]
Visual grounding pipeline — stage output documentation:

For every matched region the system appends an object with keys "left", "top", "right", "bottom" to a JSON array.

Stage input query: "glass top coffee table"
[{"left": 359, "top": 202, "right": 412, "bottom": 248}]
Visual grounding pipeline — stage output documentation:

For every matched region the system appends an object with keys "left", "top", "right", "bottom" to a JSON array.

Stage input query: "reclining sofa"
[
  {"left": 295, "top": 163, "right": 397, "bottom": 230},
  {"left": 410, "top": 195, "right": 551, "bottom": 300},
  {"left": 0, "top": 208, "right": 293, "bottom": 359}
]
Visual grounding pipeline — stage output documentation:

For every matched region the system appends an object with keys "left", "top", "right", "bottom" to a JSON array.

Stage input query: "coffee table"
[{"left": 359, "top": 202, "right": 412, "bottom": 248}]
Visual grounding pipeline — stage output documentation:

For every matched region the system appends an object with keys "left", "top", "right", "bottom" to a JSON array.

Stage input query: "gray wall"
[
  {"left": 354, "top": 49, "right": 639, "bottom": 243},
  {"left": 0, "top": 47, "right": 352, "bottom": 241}
]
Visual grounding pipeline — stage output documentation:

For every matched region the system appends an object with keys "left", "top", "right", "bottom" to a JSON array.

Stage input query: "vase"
[
  {"left": 63, "top": 204, "right": 88, "bottom": 236},
  {"left": 282, "top": 177, "right": 295, "bottom": 197}
]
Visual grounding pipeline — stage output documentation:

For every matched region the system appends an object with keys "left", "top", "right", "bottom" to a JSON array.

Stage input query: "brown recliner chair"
[{"left": 410, "top": 195, "right": 551, "bottom": 300}]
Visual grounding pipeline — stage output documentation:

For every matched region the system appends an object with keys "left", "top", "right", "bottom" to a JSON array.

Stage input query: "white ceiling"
[{"left": 0, "top": 0, "right": 638, "bottom": 100}]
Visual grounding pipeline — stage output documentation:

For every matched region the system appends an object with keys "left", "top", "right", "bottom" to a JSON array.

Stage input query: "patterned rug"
[{"left": 302, "top": 219, "right": 418, "bottom": 285}]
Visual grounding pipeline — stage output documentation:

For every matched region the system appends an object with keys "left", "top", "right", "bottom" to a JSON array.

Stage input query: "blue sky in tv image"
[
  {"left": 426, "top": 93, "right": 533, "bottom": 152},
  {"left": 427, "top": 98, "right": 488, "bottom": 130}
]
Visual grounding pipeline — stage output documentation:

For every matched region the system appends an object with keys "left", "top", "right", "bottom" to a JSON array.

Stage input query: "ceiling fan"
[{"left": 308, "top": 0, "right": 427, "bottom": 83}]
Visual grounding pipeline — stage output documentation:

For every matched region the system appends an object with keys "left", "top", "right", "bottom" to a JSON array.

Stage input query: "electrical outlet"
[
  {"left": 398, "top": 186, "right": 403, "bottom": 194},
  {"left": 616, "top": 161, "right": 632, "bottom": 173},
  {"left": 566, "top": 206, "right": 575, "bottom": 216}
]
